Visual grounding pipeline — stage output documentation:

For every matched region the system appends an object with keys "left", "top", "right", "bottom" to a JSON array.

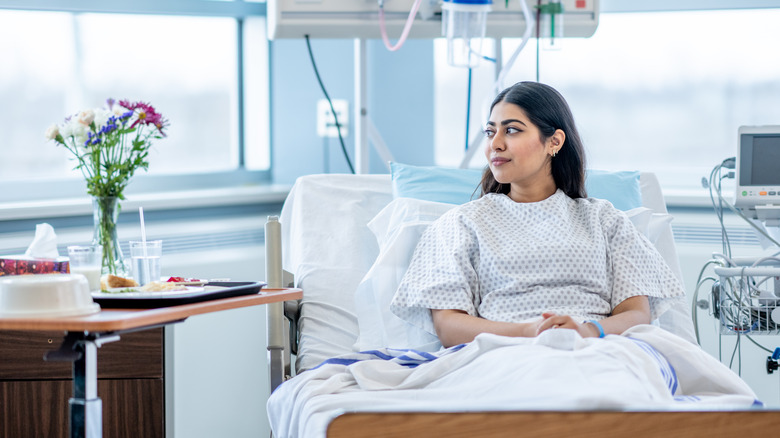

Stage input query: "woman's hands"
[
  {"left": 431, "top": 295, "right": 651, "bottom": 346},
  {"left": 536, "top": 313, "right": 600, "bottom": 338},
  {"left": 536, "top": 295, "right": 652, "bottom": 338}
]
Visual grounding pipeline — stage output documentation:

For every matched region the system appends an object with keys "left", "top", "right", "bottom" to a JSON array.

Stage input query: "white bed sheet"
[{"left": 267, "top": 325, "right": 758, "bottom": 438}]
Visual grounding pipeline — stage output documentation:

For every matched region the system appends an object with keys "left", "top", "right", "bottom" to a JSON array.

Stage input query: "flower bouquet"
[{"left": 46, "top": 99, "right": 168, "bottom": 275}]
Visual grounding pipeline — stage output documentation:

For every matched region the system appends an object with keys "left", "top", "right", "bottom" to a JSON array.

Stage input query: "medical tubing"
[
  {"left": 729, "top": 333, "right": 742, "bottom": 375},
  {"left": 744, "top": 335, "right": 774, "bottom": 353},
  {"left": 692, "top": 258, "right": 722, "bottom": 345},
  {"left": 304, "top": 34, "right": 355, "bottom": 174},
  {"left": 708, "top": 157, "right": 780, "bottom": 251},
  {"left": 752, "top": 256, "right": 780, "bottom": 267},
  {"left": 378, "top": 0, "right": 423, "bottom": 52},
  {"left": 712, "top": 253, "right": 736, "bottom": 267},
  {"left": 708, "top": 161, "right": 732, "bottom": 256},
  {"left": 465, "top": 67, "right": 473, "bottom": 151},
  {"left": 709, "top": 163, "right": 731, "bottom": 256},
  {"left": 713, "top": 167, "right": 780, "bottom": 248}
]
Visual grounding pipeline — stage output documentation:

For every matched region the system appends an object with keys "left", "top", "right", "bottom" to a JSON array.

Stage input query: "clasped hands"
[{"left": 534, "top": 312, "right": 601, "bottom": 338}]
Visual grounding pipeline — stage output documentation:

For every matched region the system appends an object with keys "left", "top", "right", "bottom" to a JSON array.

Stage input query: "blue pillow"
[
  {"left": 585, "top": 169, "right": 642, "bottom": 211},
  {"left": 390, "top": 162, "right": 484, "bottom": 205},
  {"left": 389, "top": 162, "right": 642, "bottom": 211}
]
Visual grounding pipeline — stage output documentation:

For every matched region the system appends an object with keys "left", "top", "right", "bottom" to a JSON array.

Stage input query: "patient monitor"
[{"left": 735, "top": 125, "right": 780, "bottom": 226}]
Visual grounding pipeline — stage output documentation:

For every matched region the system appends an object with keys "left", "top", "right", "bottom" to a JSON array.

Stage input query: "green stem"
[{"left": 93, "top": 196, "right": 124, "bottom": 275}]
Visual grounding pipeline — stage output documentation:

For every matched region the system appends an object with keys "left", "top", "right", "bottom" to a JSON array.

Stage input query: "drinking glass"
[
  {"left": 67, "top": 244, "right": 103, "bottom": 291},
  {"left": 129, "top": 240, "right": 162, "bottom": 286}
]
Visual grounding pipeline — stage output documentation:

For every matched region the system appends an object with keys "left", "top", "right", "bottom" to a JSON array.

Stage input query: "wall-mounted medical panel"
[{"left": 267, "top": 0, "right": 599, "bottom": 40}]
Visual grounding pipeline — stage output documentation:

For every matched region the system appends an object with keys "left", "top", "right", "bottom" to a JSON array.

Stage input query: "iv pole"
[{"left": 354, "top": 39, "right": 395, "bottom": 174}]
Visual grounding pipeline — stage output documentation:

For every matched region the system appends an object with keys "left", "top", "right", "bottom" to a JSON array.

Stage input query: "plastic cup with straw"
[
  {"left": 130, "top": 207, "right": 162, "bottom": 285},
  {"left": 140, "top": 207, "right": 148, "bottom": 280}
]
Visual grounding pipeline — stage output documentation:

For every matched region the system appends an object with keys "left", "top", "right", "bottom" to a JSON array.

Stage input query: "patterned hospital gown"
[{"left": 390, "top": 189, "right": 685, "bottom": 336}]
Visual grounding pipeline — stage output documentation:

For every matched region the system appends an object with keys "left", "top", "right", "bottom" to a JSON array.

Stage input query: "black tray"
[{"left": 91, "top": 281, "right": 267, "bottom": 309}]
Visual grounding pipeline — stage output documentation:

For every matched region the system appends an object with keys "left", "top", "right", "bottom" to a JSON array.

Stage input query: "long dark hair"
[{"left": 479, "top": 81, "right": 587, "bottom": 200}]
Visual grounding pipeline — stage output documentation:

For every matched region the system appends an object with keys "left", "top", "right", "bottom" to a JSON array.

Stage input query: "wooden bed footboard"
[{"left": 327, "top": 410, "right": 779, "bottom": 437}]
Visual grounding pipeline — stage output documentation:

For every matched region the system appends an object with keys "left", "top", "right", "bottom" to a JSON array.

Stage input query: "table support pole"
[{"left": 70, "top": 338, "right": 102, "bottom": 438}]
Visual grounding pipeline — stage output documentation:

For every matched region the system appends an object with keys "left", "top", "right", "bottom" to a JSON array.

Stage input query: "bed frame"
[
  {"left": 326, "top": 410, "right": 779, "bottom": 437},
  {"left": 263, "top": 175, "right": 780, "bottom": 437}
]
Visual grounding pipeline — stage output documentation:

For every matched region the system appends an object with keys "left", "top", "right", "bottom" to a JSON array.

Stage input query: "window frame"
[{"left": 0, "top": 0, "right": 271, "bottom": 206}]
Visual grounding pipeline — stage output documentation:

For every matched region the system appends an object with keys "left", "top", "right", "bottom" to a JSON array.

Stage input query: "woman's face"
[{"left": 483, "top": 101, "right": 558, "bottom": 200}]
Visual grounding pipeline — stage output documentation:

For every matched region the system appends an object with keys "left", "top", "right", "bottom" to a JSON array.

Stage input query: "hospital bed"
[{"left": 266, "top": 166, "right": 777, "bottom": 438}]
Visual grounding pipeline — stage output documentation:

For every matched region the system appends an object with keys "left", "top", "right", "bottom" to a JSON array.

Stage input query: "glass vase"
[{"left": 91, "top": 196, "right": 128, "bottom": 276}]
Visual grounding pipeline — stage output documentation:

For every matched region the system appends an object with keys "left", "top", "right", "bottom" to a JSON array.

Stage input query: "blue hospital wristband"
[{"left": 586, "top": 320, "right": 605, "bottom": 338}]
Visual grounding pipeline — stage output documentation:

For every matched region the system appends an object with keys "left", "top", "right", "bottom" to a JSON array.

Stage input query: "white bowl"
[{"left": 0, "top": 274, "right": 101, "bottom": 318}]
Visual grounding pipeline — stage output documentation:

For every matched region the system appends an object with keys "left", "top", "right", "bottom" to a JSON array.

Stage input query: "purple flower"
[{"left": 85, "top": 132, "right": 101, "bottom": 147}]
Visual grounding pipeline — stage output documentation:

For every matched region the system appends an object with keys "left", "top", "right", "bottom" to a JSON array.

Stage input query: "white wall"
[{"left": 162, "top": 237, "right": 272, "bottom": 437}]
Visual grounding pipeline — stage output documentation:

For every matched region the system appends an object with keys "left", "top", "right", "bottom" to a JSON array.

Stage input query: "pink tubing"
[{"left": 379, "top": 0, "right": 424, "bottom": 52}]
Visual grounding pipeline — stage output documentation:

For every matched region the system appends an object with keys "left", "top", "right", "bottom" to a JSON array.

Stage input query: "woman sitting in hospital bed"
[
  {"left": 267, "top": 82, "right": 759, "bottom": 438},
  {"left": 390, "top": 81, "right": 685, "bottom": 347}
]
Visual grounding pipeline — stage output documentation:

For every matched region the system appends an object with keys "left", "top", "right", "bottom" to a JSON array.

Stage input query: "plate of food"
[
  {"left": 95, "top": 282, "right": 205, "bottom": 297},
  {"left": 164, "top": 276, "right": 209, "bottom": 286},
  {"left": 92, "top": 275, "right": 266, "bottom": 308}
]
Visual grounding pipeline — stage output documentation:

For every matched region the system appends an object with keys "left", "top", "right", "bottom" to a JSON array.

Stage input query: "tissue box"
[{"left": 0, "top": 256, "right": 70, "bottom": 276}]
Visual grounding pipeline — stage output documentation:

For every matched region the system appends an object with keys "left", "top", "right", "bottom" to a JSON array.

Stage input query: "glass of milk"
[{"left": 67, "top": 244, "right": 103, "bottom": 291}]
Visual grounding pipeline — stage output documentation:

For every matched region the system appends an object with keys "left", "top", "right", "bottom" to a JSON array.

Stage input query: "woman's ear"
[{"left": 550, "top": 129, "right": 566, "bottom": 156}]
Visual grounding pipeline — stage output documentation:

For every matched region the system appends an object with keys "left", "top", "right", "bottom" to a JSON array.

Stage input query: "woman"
[{"left": 390, "top": 81, "right": 685, "bottom": 348}]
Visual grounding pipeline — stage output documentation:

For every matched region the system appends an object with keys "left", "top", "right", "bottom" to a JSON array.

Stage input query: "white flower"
[
  {"left": 111, "top": 105, "right": 126, "bottom": 117},
  {"left": 60, "top": 122, "right": 74, "bottom": 139},
  {"left": 72, "top": 122, "right": 89, "bottom": 146},
  {"left": 44, "top": 124, "right": 60, "bottom": 141},
  {"left": 94, "top": 108, "right": 111, "bottom": 130},
  {"left": 77, "top": 109, "right": 95, "bottom": 126}
]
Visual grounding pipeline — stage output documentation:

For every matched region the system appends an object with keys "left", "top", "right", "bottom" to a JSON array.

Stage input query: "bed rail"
[{"left": 265, "top": 216, "right": 298, "bottom": 392}]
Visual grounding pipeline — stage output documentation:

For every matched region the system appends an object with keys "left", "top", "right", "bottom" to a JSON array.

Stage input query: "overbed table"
[{"left": 0, "top": 287, "right": 302, "bottom": 438}]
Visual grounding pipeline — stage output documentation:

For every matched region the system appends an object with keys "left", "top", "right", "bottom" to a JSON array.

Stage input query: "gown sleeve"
[
  {"left": 604, "top": 206, "right": 686, "bottom": 320},
  {"left": 390, "top": 209, "right": 480, "bottom": 335}
]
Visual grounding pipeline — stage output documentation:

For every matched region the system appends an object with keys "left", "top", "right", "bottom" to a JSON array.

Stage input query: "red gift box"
[{"left": 0, "top": 256, "right": 70, "bottom": 276}]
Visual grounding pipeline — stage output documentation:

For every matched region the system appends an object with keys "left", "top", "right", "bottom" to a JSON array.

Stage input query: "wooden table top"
[{"left": 0, "top": 288, "right": 301, "bottom": 332}]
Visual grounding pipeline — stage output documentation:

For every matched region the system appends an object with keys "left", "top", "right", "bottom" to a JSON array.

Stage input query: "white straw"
[
  {"left": 139, "top": 207, "right": 149, "bottom": 281},
  {"left": 139, "top": 207, "right": 148, "bottom": 249}
]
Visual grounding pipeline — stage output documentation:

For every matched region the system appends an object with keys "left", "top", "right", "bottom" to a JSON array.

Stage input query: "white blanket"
[{"left": 267, "top": 325, "right": 759, "bottom": 438}]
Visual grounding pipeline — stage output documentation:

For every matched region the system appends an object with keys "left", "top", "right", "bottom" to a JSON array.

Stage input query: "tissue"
[
  {"left": 25, "top": 223, "right": 60, "bottom": 259},
  {"left": 0, "top": 223, "right": 70, "bottom": 276}
]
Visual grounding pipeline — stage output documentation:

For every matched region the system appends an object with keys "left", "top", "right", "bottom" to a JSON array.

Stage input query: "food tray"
[{"left": 91, "top": 281, "right": 266, "bottom": 309}]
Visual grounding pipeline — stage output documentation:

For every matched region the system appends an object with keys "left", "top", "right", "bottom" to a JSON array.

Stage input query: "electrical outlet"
[{"left": 317, "top": 99, "right": 348, "bottom": 138}]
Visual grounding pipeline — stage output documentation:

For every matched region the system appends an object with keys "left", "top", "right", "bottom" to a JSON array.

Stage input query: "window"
[
  {"left": 0, "top": 1, "right": 269, "bottom": 202},
  {"left": 434, "top": 8, "right": 780, "bottom": 192}
]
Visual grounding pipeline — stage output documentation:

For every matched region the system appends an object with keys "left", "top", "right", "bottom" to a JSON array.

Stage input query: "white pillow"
[
  {"left": 624, "top": 207, "right": 674, "bottom": 244},
  {"left": 354, "top": 198, "right": 682, "bottom": 351},
  {"left": 280, "top": 174, "right": 395, "bottom": 370},
  {"left": 354, "top": 198, "right": 454, "bottom": 351}
]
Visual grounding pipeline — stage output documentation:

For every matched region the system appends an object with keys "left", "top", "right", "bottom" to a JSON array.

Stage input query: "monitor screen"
[
  {"left": 740, "top": 134, "right": 780, "bottom": 186},
  {"left": 736, "top": 126, "right": 780, "bottom": 222}
]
